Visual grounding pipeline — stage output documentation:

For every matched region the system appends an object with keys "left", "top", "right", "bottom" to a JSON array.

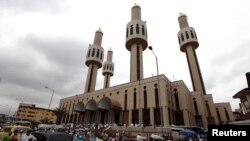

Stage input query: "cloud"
[
  {"left": 0, "top": 33, "right": 88, "bottom": 111},
  {"left": 0, "top": 0, "right": 67, "bottom": 15}
]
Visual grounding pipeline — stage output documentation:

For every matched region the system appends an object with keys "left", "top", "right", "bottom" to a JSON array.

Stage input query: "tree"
[{"left": 52, "top": 107, "right": 68, "bottom": 124}]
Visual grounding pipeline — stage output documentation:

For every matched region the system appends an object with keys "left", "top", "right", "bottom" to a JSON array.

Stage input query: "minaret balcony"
[{"left": 177, "top": 27, "right": 199, "bottom": 52}]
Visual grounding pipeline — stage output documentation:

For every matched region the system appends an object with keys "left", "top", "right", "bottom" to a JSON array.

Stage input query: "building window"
[
  {"left": 154, "top": 87, "right": 159, "bottom": 107},
  {"left": 88, "top": 49, "right": 91, "bottom": 57},
  {"left": 100, "top": 51, "right": 103, "bottom": 59},
  {"left": 124, "top": 94, "right": 127, "bottom": 110},
  {"left": 224, "top": 108, "right": 230, "bottom": 121},
  {"left": 96, "top": 49, "right": 100, "bottom": 58},
  {"left": 174, "top": 88, "right": 180, "bottom": 110},
  {"left": 193, "top": 98, "right": 199, "bottom": 115},
  {"left": 178, "top": 36, "right": 181, "bottom": 44},
  {"left": 216, "top": 108, "right": 221, "bottom": 122},
  {"left": 110, "top": 93, "right": 112, "bottom": 96},
  {"left": 92, "top": 48, "right": 95, "bottom": 57},
  {"left": 205, "top": 100, "right": 211, "bottom": 117},
  {"left": 134, "top": 92, "right": 137, "bottom": 109},
  {"left": 181, "top": 33, "right": 184, "bottom": 41},
  {"left": 104, "top": 64, "right": 106, "bottom": 70},
  {"left": 144, "top": 89, "right": 147, "bottom": 108},
  {"left": 130, "top": 25, "right": 133, "bottom": 35},
  {"left": 126, "top": 28, "right": 128, "bottom": 37},
  {"left": 190, "top": 30, "right": 194, "bottom": 38},
  {"left": 185, "top": 31, "right": 189, "bottom": 39},
  {"left": 142, "top": 25, "right": 145, "bottom": 35},
  {"left": 136, "top": 24, "right": 139, "bottom": 34},
  {"left": 194, "top": 31, "right": 197, "bottom": 39}
]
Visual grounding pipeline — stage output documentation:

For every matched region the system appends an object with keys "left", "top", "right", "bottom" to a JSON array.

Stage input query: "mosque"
[{"left": 59, "top": 4, "right": 235, "bottom": 128}]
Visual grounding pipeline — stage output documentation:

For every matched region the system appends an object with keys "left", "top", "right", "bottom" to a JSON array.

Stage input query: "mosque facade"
[{"left": 59, "top": 4, "right": 235, "bottom": 128}]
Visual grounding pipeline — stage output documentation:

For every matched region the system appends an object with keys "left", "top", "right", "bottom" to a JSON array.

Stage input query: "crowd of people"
[{"left": 1, "top": 129, "right": 37, "bottom": 141}]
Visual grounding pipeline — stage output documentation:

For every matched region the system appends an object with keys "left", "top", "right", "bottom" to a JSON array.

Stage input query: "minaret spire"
[
  {"left": 177, "top": 14, "right": 206, "bottom": 95},
  {"left": 102, "top": 49, "right": 114, "bottom": 88},
  {"left": 125, "top": 3, "right": 148, "bottom": 82},
  {"left": 84, "top": 28, "right": 104, "bottom": 93}
]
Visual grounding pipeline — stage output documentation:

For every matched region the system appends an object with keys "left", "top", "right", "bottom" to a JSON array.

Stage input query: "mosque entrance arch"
[
  {"left": 98, "top": 97, "right": 111, "bottom": 124},
  {"left": 85, "top": 100, "right": 97, "bottom": 123},
  {"left": 97, "top": 97, "right": 122, "bottom": 124},
  {"left": 74, "top": 102, "right": 85, "bottom": 123}
]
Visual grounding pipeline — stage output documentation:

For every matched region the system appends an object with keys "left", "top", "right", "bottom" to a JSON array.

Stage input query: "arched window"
[
  {"left": 205, "top": 100, "right": 211, "bottom": 117},
  {"left": 124, "top": 94, "right": 127, "bottom": 110},
  {"left": 100, "top": 51, "right": 103, "bottom": 59},
  {"left": 181, "top": 33, "right": 184, "bottom": 41},
  {"left": 193, "top": 98, "right": 199, "bottom": 115},
  {"left": 178, "top": 36, "right": 181, "bottom": 44},
  {"left": 154, "top": 84, "right": 159, "bottom": 107},
  {"left": 224, "top": 108, "right": 230, "bottom": 121},
  {"left": 216, "top": 108, "right": 221, "bottom": 122},
  {"left": 142, "top": 25, "right": 145, "bottom": 35},
  {"left": 190, "top": 30, "right": 194, "bottom": 38},
  {"left": 136, "top": 24, "right": 139, "bottom": 34},
  {"left": 130, "top": 25, "right": 133, "bottom": 35},
  {"left": 88, "top": 49, "right": 91, "bottom": 57},
  {"left": 96, "top": 49, "right": 100, "bottom": 58},
  {"left": 92, "top": 48, "right": 95, "bottom": 57},
  {"left": 174, "top": 89, "right": 180, "bottom": 110},
  {"left": 126, "top": 28, "right": 128, "bottom": 37},
  {"left": 194, "top": 31, "right": 197, "bottom": 39},
  {"left": 144, "top": 87, "right": 147, "bottom": 108},
  {"left": 133, "top": 92, "right": 137, "bottom": 109},
  {"left": 185, "top": 31, "right": 189, "bottom": 39}
]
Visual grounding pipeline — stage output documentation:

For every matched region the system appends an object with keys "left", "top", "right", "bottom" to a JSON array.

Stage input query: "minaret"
[
  {"left": 84, "top": 28, "right": 104, "bottom": 93},
  {"left": 177, "top": 14, "right": 206, "bottom": 95},
  {"left": 102, "top": 49, "right": 114, "bottom": 88},
  {"left": 125, "top": 3, "right": 148, "bottom": 82}
]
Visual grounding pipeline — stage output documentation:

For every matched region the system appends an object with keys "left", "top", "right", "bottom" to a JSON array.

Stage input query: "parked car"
[{"left": 33, "top": 132, "right": 72, "bottom": 141}]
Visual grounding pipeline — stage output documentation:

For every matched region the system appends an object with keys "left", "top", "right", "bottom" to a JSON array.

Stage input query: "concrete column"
[
  {"left": 68, "top": 114, "right": 71, "bottom": 123},
  {"left": 76, "top": 113, "right": 79, "bottom": 124},
  {"left": 183, "top": 110, "right": 190, "bottom": 126},
  {"left": 129, "top": 110, "right": 132, "bottom": 126},
  {"left": 150, "top": 107, "right": 154, "bottom": 127},
  {"left": 139, "top": 108, "right": 143, "bottom": 124},
  {"left": 162, "top": 106, "right": 169, "bottom": 126}
]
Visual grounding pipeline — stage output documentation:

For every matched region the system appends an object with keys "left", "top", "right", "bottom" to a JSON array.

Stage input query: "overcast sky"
[{"left": 0, "top": 0, "right": 249, "bottom": 115}]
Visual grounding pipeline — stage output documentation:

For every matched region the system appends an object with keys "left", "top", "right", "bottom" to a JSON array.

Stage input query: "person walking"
[
  {"left": 10, "top": 130, "right": 19, "bottom": 141},
  {"left": 2, "top": 131, "right": 11, "bottom": 141},
  {"left": 18, "top": 130, "right": 36, "bottom": 141}
]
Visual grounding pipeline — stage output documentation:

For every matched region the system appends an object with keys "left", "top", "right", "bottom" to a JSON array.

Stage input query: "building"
[
  {"left": 16, "top": 103, "right": 57, "bottom": 124},
  {"left": 59, "top": 4, "right": 235, "bottom": 127},
  {"left": 233, "top": 72, "right": 250, "bottom": 119}
]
